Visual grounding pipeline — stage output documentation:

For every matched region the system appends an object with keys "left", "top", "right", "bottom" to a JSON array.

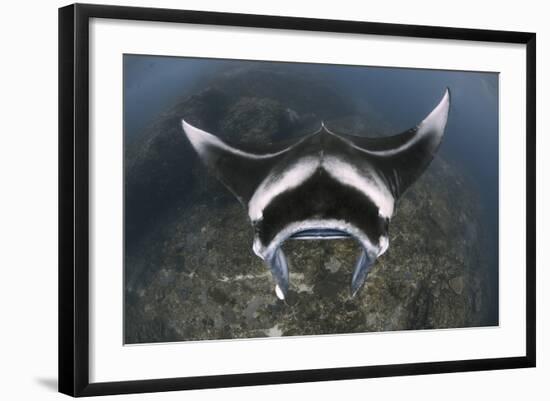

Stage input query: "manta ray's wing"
[
  {"left": 336, "top": 88, "right": 451, "bottom": 198},
  {"left": 181, "top": 120, "right": 293, "bottom": 205}
]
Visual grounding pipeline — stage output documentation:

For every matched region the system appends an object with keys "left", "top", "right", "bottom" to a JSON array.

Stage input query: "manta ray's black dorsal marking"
[{"left": 181, "top": 88, "right": 450, "bottom": 299}]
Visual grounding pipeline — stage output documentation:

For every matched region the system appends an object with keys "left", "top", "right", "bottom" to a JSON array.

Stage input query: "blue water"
[{"left": 123, "top": 55, "right": 229, "bottom": 140}]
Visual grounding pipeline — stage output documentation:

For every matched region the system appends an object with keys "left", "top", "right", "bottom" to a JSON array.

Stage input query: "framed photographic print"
[{"left": 58, "top": 3, "right": 536, "bottom": 397}]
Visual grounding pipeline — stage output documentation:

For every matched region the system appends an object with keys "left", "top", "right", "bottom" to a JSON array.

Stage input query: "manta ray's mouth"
[
  {"left": 260, "top": 224, "right": 379, "bottom": 300},
  {"left": 290, "top": 228, "right": 351, "bottom": 239}
]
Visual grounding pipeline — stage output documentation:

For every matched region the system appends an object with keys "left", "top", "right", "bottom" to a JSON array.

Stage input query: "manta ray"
[{"left": 181, "top": 89, "right": 450, "bottom": 299}]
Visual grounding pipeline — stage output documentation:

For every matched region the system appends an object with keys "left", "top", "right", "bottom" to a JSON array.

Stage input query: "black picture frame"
[{"left": 58, "top": 3, "right": 536, "bottom": 397}]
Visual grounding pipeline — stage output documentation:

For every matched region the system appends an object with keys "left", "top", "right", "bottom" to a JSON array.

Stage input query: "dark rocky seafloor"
[{"left": 124, "top": 66, "right": 496, "bottom": 344}]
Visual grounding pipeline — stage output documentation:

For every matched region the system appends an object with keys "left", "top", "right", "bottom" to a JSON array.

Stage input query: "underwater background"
[{"left": 123, "top": 55, "right": 499, "bottom": 343}]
